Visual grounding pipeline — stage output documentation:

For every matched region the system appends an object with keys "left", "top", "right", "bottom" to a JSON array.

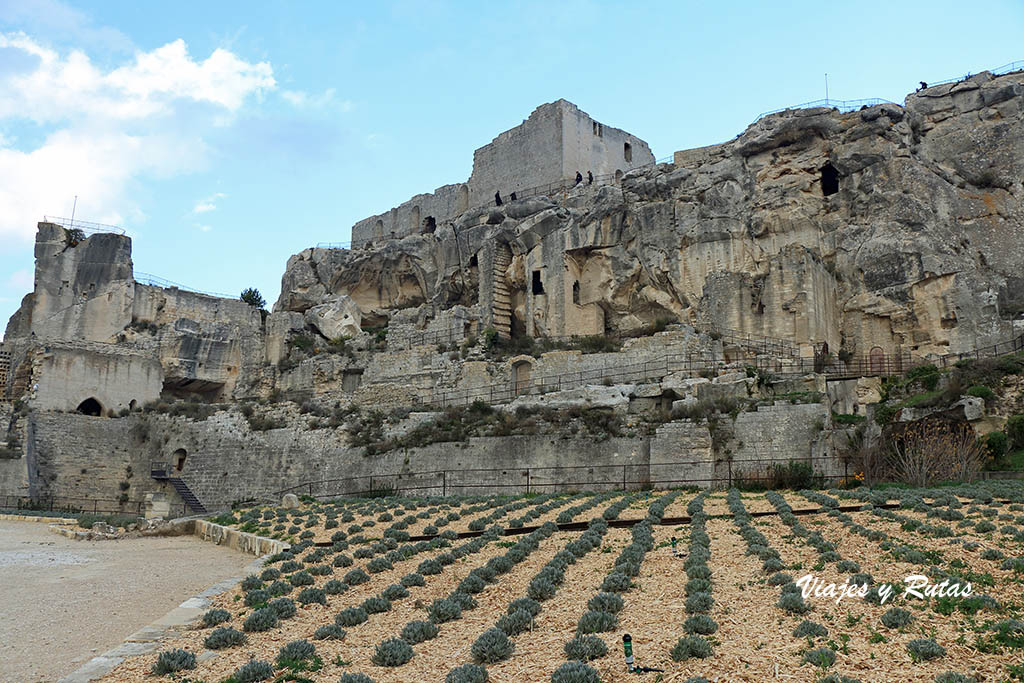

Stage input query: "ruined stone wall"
[
  {"left": 30, "top": 342, "right": 162, "bottom": 414},
  {"left": 351, "top": 183, "right": 468, "bottom": 246},
  {"left": 727, "top": 402, "right": 831, "bottom": 482},
  {"left": 29, "top": 224, "right": 135, "bottom": 342},
  {"left": 26, "top": 411, "right": 182, "bottom": 506},
  {"left": 560, "top": 101, "right": 654, "bottom": 181}
]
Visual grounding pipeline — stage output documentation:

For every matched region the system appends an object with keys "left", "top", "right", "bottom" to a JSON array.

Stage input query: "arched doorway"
[
  {"left": 456, "top": 185, "right": 469, "bottom": 213},
  {"left": 173, "top": 448, "right": 187, "bottom": 473},
  {"left": 76, "top": 397, "right": 103, "bottom": 416},
  {"left": 869, "top": 346, "right": 886, "bottom": 375},
  {"left": 512, "top": 360, "right": 532, "bottom": 396}
]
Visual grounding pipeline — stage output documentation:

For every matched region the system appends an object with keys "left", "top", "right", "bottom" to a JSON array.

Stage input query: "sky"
[{"left": 1, "top": 0, "right": 1022, "bottom": 338}]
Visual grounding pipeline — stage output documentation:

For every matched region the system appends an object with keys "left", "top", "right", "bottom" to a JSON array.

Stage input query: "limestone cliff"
[{"left": 277, "top": 70, "right": 1024, "bottom": 359}]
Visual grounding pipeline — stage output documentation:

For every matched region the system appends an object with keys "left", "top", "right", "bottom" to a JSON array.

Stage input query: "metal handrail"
[
  {"left": 42, "top": 216, "right": 126, "bottom": 235},
  {"left": 923, "top": 59, "right": 1024, "bottom": 89},
  {"left": 755, "top": 98, "right": 897, "bottom": 121},
  {"left": 134, "top": 272, "right": 237, "bottom": 299}
]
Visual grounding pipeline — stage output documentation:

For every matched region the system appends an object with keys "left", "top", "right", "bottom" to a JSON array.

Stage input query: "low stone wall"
[{"left": 191, "top": 519, "right": 287, "bottom": 556}]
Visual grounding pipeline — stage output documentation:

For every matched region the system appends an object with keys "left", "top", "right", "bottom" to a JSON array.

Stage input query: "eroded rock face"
[
  {"left": 276, "top": 70, "right": 1024, "bottom": 358},
  {"left": 305, "top": 296, "right": 362, "bottom": 340}
]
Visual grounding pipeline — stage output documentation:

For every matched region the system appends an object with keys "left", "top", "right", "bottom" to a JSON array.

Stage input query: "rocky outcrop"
[{"left": 276, "top": 70, "right": 1024, "bottom": 359}]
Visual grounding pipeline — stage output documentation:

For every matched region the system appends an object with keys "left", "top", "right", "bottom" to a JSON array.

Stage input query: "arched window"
[
  {"left": 173, "top": 448, "right": 187, "bottom": 472},
  {"left": 76, "top": 397, "right": 103, "bottom": 416},
  {"left": 456, "top": 185, "right": 469, "bottom": 213},
  {"left": 572, "top": 280, "right": 581, "bottom": 305},
  {"left": 409, "top": 206, "right": 421, "bottom": 233},
  {"left": 623, "top": 142, "right": 633, "bottom": 163},
  {"left": 512, "top": 360, "right": 532, "bottom": 396}
]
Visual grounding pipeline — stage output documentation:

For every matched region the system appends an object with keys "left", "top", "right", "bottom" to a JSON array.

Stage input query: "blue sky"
[{"left": 1, "top": 0, "right": 1022, "bottom": 337}]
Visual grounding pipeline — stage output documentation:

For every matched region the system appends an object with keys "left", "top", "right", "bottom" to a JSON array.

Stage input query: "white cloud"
[
  {"left": 192, "top": 192, "right": 226, "bottom": 214},
  {"left": 0, "top": 33, "right": 275, "bottom": 248},
  {"left": 197, "top": 224, "right": 213, "bottom": 233},
  {"left": 281, "top": 87, "right": 352, "bottom": 112}
]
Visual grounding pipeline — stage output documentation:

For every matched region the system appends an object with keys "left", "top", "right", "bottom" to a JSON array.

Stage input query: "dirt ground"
[{"left": 0, "top": 520, "right": 256, "bottom": 683}]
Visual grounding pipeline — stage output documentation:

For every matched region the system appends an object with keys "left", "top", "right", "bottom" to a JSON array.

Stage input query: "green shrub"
[
  {"left": 325, "top": 579, "right": 348, "bottom": 594},
  {"left": 1009, "top": 415, "right": 1024, "bottom": 449},
  {"left": 564, "top": 634, "right": 607, "bottom": 662},
  {"left": 427, "top": 598, "right": 462, "bottom": 624},
  {"left": 230, "top": 658, "right": 274, "bottom": 682},
  {"left": 266, "top": 580, "right": 292, "bottom": 596},
  {"left": 259, "top": 568, "right": 281, "bottom": 582},
  {"left": 401, "top": 620, "right": 440, "bottom": 644},
  {"left": 907, "top": 638, "right": 946, "bottom": 662},
  {"left": 336, "top": 607, "right": 369, "bottom": 626},
  {"left": 933, "top": 674, "right": 976, "bottom": 683},
  {"left": 471, "top": 627, "right": 514, "bottom": 664},
  {"left": 204, "top": 626, "right": 246, "bottom": 650},
  {"left": 201, "top": 608, "right": 231, "bottom": 628},
  {"left": 778, "top": 592, "right": 810, "bottom": 614},
  {"left": 985, "top": 431, "right": 1009, "bottom": 460},
  {"left": 881, "top": 607, "right": 913, "bottom": 629},
  {"left": 576, "top": 610, "right": 617, "bottom": 634},
  {"left": 792, "top": 620, "right": 828, "bottom": 638},
  {"left": 333, "top": 554, "right": 354, "bottom": 567},
  {"left": 269, "top": 597, "right": 296, "bottom": 619},
  {"left": 368, "top": 556, "right": 393, "bottom": 573},
  {"left": 297, "top": 587, "right": 327, "bottom": 605},
  {"left": 371, "top": 638, "right": 414, "bottom": 667},
  {"left": 240, "top": 575, "right": 263, "bottom": 591},
  {"left": 497, "top": 608, "right": 533, "bottom": 636},
  {"left": 152, "top": 648, "right": 196, "bottom": 675},
  {"left": 401, "top": 573, "right": 426, "bottom": 587},
  {"left": 551, "top": 661, "right": 600, "bottom": 683},
  {"left": 600, "top": 571, "right": 631, "bottom": 593},
  {"left": 508, "top": 597, "right": 541, "bottom": 617},
  {"left": 803, "top": 647, "right": 836, "bottom": 668},
  {"left": 313, "top": 624, "right": 346, "bottom": 640},
  {"left": 967, "top": 385, "right": 996, "bottom": 402},
  {"left": 345, "top": 569, "right": 370, "bottom": 585},
  {"left": 683, "top": 614, "right": 718, "bottom": 635},
  {"left": 418, "top": 558, "right": 443, "bottom": 575},
  {"left": 671, "top": 635, "right": 713, "bottom": 661},
  {"left": 685, "top": 591, "right": 714, "bottom": 614},
  {"left": 449, "top": 591, "right": 477, "bottom": 611},
  {"left": 446, "top": 663, "right": 488, "bottom": 683},
  {"left": 587, "top": 592, "right": 623, "bottom": 614},
  {"left": 243, "top": 608, "right": 279, "bottom": 632},
  {"left": 338, "top": 674, "right": 375, "bottom": 683},
  {"left": 276, "top": 639, "right": 316, "bottom": 668},
  {"left": 528, "top": 577, "right": 558, "bottom": 601}
]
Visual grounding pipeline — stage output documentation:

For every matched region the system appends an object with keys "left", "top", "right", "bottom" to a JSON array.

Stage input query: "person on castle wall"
[
  {"left": 587, "top": 171, "right": 593, "bottom": 185},
  {"left": 495, "top": 190, "right": 503, "bottom": 206},
  {"left": 918, "top": 81, "right": 928, "bottom": 91},
  {"left": 575, "top": 171, "right": 583, "bottom": 185},
  {"left": 510, "top": 192, "right": 517, "bottom": 201}
]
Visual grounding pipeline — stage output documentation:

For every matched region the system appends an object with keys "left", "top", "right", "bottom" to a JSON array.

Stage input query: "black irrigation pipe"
[{"left": 309, "top": 497, "right": 1017, "bottom": 546}]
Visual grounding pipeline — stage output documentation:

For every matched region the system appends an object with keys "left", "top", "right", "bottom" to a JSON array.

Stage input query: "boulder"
[
  {"left": 281, "top": 493, "right": 300, "bottom": 509},
  {"left": 954, "top": 396, "right": 985, "bottom": 421},
  {"left": 305, "top": 296, "right": 362, "bottom": 340}
]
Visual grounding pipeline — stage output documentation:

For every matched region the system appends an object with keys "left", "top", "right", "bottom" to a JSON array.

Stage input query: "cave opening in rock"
[
  {"left": 422, "top": 216, "right": 436, "bottom": 234},
  {"left": 76, "top": 397, "right": 103, "bottom": 416},
  {"left": 532, "top": 270, "right": 545, "bottom": 295},
  {"left": 820, "top": 162, "right": 839, "bottom": 196}
]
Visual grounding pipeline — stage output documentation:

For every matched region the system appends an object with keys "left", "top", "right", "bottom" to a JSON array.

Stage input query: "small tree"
[{"left": 241, "top": 288, "right": 266, "bottom": 309}]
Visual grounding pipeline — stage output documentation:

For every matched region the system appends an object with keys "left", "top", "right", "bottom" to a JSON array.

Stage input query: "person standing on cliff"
[
  {"left": 587, "top": 170, "right": 593, "bottom": 185},
  {"left": 494, "top": 190, "right": 503, "bottom": 206},
  {"left": 575, "top": 171, "right": 583, "bottom": 185}
]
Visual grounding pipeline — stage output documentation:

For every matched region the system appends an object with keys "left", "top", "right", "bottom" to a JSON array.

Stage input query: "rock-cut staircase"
[{"left": 492, "top": 246, "right": 512, "bottom": 340}]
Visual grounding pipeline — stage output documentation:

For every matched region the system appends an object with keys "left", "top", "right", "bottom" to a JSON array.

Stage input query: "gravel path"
[{"left": 0, "top": 520, "right": 255, "bottom": 683}]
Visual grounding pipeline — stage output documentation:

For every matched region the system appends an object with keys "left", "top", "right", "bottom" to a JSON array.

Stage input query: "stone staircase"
[
  {"left": 150, "top": 462, "right": 208, "bottom": 515},
  {"left": 492, "top": 246, "right": 512, "bottom": 340}
]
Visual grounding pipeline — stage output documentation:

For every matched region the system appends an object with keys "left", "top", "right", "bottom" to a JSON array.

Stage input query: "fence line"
[
  {"left": 0, "top": 493, "right": 190, "bottom": 518},
  {"left": 273, "top": 454, "right": 854, "bottom": 500},
  {"left": 925, "top": 59, "right": 1024, "bottom": 89},
  {"left": 133, "top": 272, "right": 237, "bottom": 300},
  {"left": 43, "top": 216, "right": 126, "bottom": 236},
  {"left": 755, "top": 98, "right": 897, "bottom": 121}
]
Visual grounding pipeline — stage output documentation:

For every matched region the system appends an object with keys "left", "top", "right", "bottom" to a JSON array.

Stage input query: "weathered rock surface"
[{"left": 276, "top": 70, "right": 1024, "bottom": 359}]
